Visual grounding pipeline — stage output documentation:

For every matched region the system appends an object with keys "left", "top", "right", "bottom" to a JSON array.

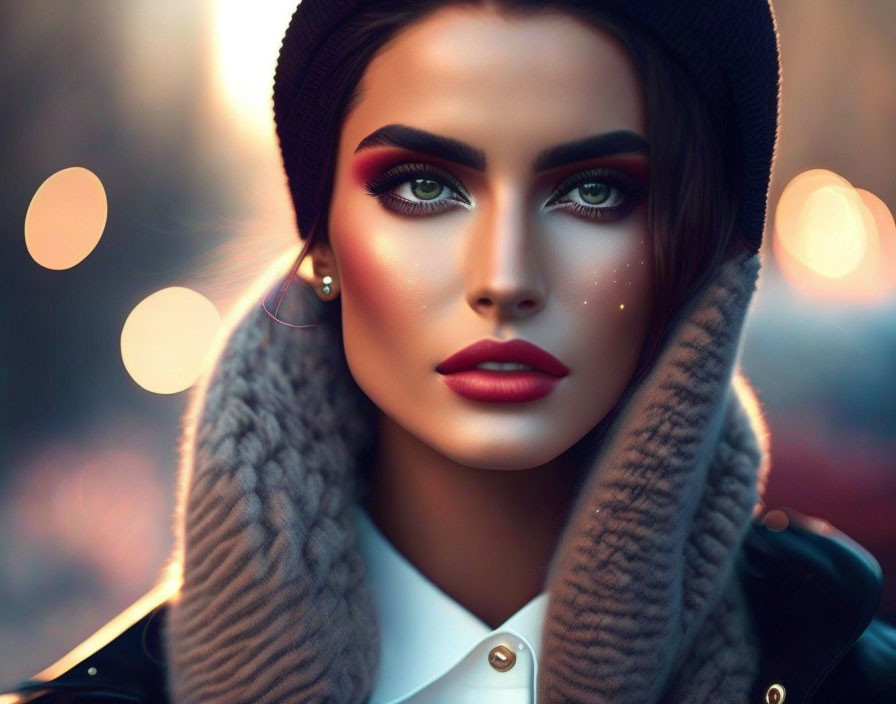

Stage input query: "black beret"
[{"left": 273, "top": 0, "right": 781, "bottom": 253}]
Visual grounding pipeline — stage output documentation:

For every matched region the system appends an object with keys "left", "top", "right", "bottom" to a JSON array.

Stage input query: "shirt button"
[{"left": 488, "top": 644, "right": 517, "bottom": 672}]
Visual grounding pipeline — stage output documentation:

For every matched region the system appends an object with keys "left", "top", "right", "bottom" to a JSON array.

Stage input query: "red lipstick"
[{"left": 436, "top": 339, "right": 570, "bottom": 403}]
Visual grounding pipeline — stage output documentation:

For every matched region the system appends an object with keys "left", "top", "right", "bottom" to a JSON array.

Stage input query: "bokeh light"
[
  {"left": 856, "top": 188, "right": 896, "bottom": 291},
  {"left": 794, "top": 186, "right": 868, "bottom": 278},
  {"left": 211, "top": 0, "right": 300, "bottom": 137},
  {"left": 24, "top": 167, "right": 108, "bottom": 270},
  {"left": 120, "top": 287, "right": 221, "bottom": 394},
  {"left": 774, "top": 169, "right": 896, "bottom": 302}
]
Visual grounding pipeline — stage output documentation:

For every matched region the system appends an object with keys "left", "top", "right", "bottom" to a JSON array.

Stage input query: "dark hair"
[{"left": 270, "top": 0, "right": 747, "bottom": 493}]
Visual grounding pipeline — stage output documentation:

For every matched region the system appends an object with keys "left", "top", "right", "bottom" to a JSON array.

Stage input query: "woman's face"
[{"left": 325, "top": 5, "right": 653, "bottom": 470}]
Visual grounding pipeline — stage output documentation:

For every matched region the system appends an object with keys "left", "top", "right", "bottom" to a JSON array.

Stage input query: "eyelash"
[
  {"left": 364, "top": 163, "right": 472, "bottom": 217},
  {"left": 363, "top": 162, "right": 646, "bottom": 221},
  {"left": 545, "top": 167, "right": 646, "bottom": 221}
]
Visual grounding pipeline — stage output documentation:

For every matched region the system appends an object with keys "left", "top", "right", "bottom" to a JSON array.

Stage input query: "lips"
[{"left": 436, "top": 339, "right": 570, "bottom": 377}]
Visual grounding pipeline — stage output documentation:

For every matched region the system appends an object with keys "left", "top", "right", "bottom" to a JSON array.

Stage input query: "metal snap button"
[
  {"left": 765, "top": 683, "right": 786, "bottom": 704},
  {"left": 488, "top": 644, "right": 516, "bottom": 672}
]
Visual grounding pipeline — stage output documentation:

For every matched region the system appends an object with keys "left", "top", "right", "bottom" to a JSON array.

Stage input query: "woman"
[{"left": 7, "top": 1, "right": 895, "bottom": 703}]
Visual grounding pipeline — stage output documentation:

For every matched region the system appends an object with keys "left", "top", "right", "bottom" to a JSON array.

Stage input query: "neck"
[{"left": 362, "top": 410, "right": 578, "bottom": 630}]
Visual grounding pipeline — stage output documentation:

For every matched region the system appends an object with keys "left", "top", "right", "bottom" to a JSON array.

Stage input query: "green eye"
[
  {"left": 578, "top": 182, "right": 611, "bottom": 205},
  {"left": 364, "top": 162, "right": 472, "bottom": 217},
  {"left": 410, "top": 178, "right": 444, "bottom": 201},
  {"left": 545, "top": 167, "right": 646, "bottom": 222}
]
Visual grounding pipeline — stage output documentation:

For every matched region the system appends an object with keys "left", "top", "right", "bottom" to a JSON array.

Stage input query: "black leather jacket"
[{"left": 5, "top": 509, "right": 896, "bottom": 703}]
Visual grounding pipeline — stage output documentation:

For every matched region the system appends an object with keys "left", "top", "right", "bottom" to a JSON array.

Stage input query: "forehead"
[{"left": 340, "top": 6, "right": 646, "bottom": 164}]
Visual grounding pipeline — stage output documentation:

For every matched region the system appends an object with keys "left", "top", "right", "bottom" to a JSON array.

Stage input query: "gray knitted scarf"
[{"left": 162, "top": 249, "right": 767, "bottom": 703}]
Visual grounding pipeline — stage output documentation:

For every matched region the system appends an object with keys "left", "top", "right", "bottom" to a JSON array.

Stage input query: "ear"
[{"left": 296, "top": 239, "right": 340, "bottom": 301}]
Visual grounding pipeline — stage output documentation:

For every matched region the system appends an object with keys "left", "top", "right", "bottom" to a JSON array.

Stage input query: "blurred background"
[{"left": 1, "top": 0, "right": 895, "bottom": 689}]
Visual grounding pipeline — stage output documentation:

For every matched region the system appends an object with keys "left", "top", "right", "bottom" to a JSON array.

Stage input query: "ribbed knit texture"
[
  {"left": 164, "top": 280, "right": 380, "bottom": 703},
  {"left": 538, "top": 251, "right": 764, "bottom": 703},
  {"left": 162, "top": 248, "right": 766, "bottom": 703},
  {"left": 272, "top": 0, "right": 780, "bottom": 253}
]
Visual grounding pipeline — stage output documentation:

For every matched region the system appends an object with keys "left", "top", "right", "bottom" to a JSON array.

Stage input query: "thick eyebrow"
[
  {"left": 355, "top": 124, "right": 486, "bottom": 171},
  {"left": 533, "top": 130, "right": 649, "bottom": 172},
  {"left": 354, "top": 123, "right": 649, "bottom": 173}
]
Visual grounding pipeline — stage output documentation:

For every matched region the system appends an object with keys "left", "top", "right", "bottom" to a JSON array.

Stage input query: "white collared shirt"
[{"left": 351, "top": 503, "right": 548, "bottom": 704}]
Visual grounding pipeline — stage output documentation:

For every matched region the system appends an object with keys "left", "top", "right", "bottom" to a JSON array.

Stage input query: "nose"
[{"left": 465, "top": 188, "right": 546, "bottom": 321}]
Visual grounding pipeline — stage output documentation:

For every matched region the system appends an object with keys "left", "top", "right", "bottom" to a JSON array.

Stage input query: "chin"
[{"left": 429, "top": 433, "right": 570, "bottom": 471}]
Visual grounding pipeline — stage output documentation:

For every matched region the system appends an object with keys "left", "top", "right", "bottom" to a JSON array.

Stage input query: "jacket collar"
[
  {"left": 12, "top": 509, "right": 882, "bottom": 704},
  {"left": 742, "top": 508, "right": 884, "bottom": 704}
]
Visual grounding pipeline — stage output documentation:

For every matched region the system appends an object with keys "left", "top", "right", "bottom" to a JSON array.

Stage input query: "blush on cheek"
[
  {"left": 336, "top": 228, "right": 428, "bottom": 353},
  {"left": 338, "top": 238, "right": 394, "bottom": 323},
  {"left": 337, "top": 243, "right": 393, "bottom": 391}
]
